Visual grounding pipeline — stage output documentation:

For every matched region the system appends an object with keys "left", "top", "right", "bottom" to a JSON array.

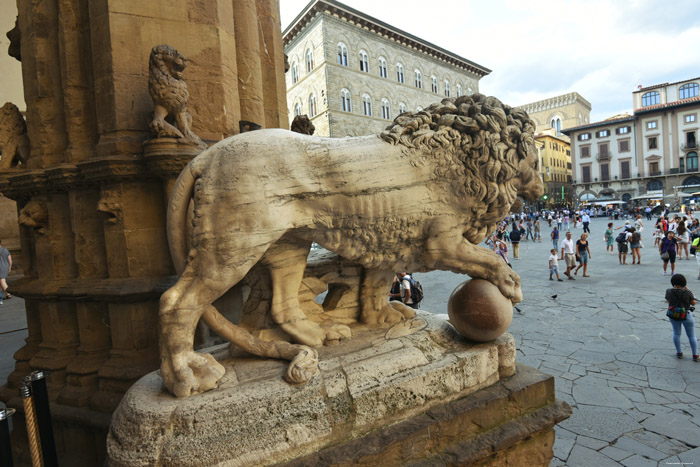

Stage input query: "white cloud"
[{"left": 281, "top": 0, "right": 700, "bottom": 122}]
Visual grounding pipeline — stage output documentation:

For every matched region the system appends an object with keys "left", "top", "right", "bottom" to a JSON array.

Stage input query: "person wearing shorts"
[
  {"left": 574, "top": 233, "right": 592, "bottom": 277},
  {"left": 660, "top": 231, "right": 678, "bottom": 275}
]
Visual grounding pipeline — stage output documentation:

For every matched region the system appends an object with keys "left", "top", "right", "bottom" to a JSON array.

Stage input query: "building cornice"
[
  {"left": 634, "top": 76, "right": 700, "bottom": 94},
  {"left": 634, "top": 96, "right": 700, "bottom": 116},
  {"left": 283, "top": 0, "right": 491, "bottom": 77},
  {"left": 518, "top": 92, "right": 592, "bottom": 114},
  {"left": 563, "top": 116, "right": 635, "bottom": 135}
]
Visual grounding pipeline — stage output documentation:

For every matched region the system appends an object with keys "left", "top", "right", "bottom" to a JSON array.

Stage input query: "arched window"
[
  {"left": 680, "top": 83, "right": 699, "bottom": 100},
  {"left": 359, "top": 50, "right": 369, "bottom": 72},
  {"left": 341, "top": 89, "right": 352, "bottom": 112},
  {"left": 337, "top": 43, "right": 348, "bottom": 66},
  {"left": 414, "top": 70, "right": 422, "bottom": 88},
  {"left": 305, "top": 49, "right": 314, "bottom": 72},
  {"left": 551, "top": 117, "right": 562, "bottom": 135},
  {"left": 291, "top": 62, "right": 298, "bottom": 84},
  {"left": 308, "top": 94, "right": 317, "bottom": 117},
  {"left": 294, "top": 103, "right": 301, "bottom": 117},
  {"left": 456, "top": 84, "right": 462, "bottom": 97},
  {"left": 362, "top": 94, "right": 372, "bottom": 116},
  {"left": 399, "top": 102, "right": 407, "bottom": 114},
  {"left": 444, "top": 80, "right": 451, "bottom": 97},
  {"left": 396, "top": 63, "right": 404, "bottom": 83},
  {"left": 381, "top": 98, "right": 390, "bottom": 119},
  {"left": 431, "top": 76, "right": 438, "bottom": 93},
  {"left": 647, "top": 180, "right": 663, "bottom": 191},
  {"left": 641, "top": 91, "right": 660, "bottom": 107},
  {"left": 467, "top": 87, "right": 473, "bottom": 96},
  {"left": 378, "top": 57, "right": 387, "bottom": 78},
  {"left": 686, "top": 152, "right": 698, "bottom": 171}
]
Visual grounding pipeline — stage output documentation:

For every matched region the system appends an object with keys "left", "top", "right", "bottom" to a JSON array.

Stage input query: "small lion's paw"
[
  {"left": 362, "top": 302, "right": 416, "bottom": 325},
  {"left": 320, "top": 323, "right": 352, "bottom": 345},
  {"left": 161, "top": 350, "right": 225, "bottom": 398},
  {"left": 284, "top": 345, "right": 319, "bottom": 385}
]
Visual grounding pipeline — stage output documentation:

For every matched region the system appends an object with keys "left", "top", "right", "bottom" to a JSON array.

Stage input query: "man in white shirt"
[
  {"left": 582, "top": 212, "right": 591, "bottom": 234},
  {"left": 397, "top": 272, "right": 417, "bottom": 309},
  {"left": 560, "top": 231, "right": 577, "bottom": 279}
]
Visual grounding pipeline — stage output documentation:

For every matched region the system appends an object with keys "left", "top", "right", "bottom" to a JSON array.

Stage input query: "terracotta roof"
[
  {"left": 634, "top": 96, "right": 700, "bottom": 115},
  {"left": 562, "top": 115, "right": 635, "bottom": 135},
  {"left": 283, "top": 0, "right": 491, "bottom": 77},
  {"left": 634, "top": 77, "right": 700, "bottom": 93}
]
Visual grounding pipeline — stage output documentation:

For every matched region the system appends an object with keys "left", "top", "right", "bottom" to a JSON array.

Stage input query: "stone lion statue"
[
  {"left": 159, "top": 94, "right": 543, "bottom": 397},
  {"left": 0, "top": 102, "right": 29, "bottom": 169},
  {"left": 148, "top": 44, "right": 206, "bottom": 148}
]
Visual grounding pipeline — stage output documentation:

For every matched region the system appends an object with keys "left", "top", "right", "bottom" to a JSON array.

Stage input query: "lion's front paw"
[
  {"left": 362, "top": 302, "right": 416, "bottom": 325},
  {"left": 161, "top": 350, "right": 225, "bottom": 398},
  {"left": 494, "top": 266, "right": 523, "bottom": 305}
]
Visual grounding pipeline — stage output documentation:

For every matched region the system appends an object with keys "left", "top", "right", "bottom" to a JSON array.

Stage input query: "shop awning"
[{"left": 630, "top": 194, "right": 664, "bottom": 200}]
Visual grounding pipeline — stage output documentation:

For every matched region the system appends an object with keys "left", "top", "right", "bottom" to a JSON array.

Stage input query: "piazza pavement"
[{"left": 1, "top": 216, "right": 699, "bottom": 466}]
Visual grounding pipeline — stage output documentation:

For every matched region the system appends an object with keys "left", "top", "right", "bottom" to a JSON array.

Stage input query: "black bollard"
[
  {"left": 0, "top": 407, "right": 15, "bottom": 467},
  {"left": 28, "top": 371, "right": 58, "bottom": 467}
]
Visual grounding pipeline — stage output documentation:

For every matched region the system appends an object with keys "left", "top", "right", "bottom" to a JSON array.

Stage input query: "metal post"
[
  {"left": 29, "top": 371, "right": 58, "bottom": 467},
  {"left": 0, "top": 407, "right": 15, "bottom": 467},
  {"left": 20, "top": 382, "right": 43, "bottom": 467}
]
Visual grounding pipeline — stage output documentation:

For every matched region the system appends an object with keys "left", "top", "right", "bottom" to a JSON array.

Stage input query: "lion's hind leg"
[
  {"left": 360, "top": 269, "right": 416, "bottom": 324},
  {"left": 263, "top": 237, "right": 351, "bottom": 347}
]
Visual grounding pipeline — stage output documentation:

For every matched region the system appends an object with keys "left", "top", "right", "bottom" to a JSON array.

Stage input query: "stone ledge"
[
  {"left": 107, "top": 313, "right": 522, "bottom": 466},
  {"left": 283, "top": 364, "right": 571, "bottom": 466}
]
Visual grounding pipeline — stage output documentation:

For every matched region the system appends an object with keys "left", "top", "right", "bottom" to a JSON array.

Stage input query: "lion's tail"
[{"left": 167, "top": 164, "right": 195, "bottom": 274}]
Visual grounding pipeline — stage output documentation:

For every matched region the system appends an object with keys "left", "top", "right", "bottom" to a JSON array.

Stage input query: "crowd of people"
[{"left": 486, "top": 207, "right": 699, "bottom": 362}]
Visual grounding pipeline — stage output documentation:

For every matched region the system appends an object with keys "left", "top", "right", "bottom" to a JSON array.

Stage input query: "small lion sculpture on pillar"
[
  {"left": 159, "top": 94, "right": 544, "bottom": 398},
  {"left": 148, "top": 44, "right": 206, "bottom": 148},
  {"left": 0, "top": 102, "right": 29, "bottom": 169}
]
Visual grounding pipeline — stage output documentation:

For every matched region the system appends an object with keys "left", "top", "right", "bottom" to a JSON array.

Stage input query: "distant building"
[
  {"left": 565, "top": 76, "right": 700, "bottom": 207},
  {"left": 283, "top": 0, "right": 490, "bottom": 137},
  {"left": 536, "top": 129, "right": 573, "bottom": 207},
  {"left": 519, "top": 92, "right": 591, "bottom": 140}
]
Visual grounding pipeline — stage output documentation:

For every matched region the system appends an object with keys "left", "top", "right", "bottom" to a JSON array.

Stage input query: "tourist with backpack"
[
  {"left": 397, "top": 272, "right": 422, "bottom": 309},
  {"left": 616, "top": 227, "right": 631, "bottom": 265},
  {"left": 509, "top": 227, "right": 521, "bottom": 259},
  {"left": 665, "top": 274, "right": 699, "bottom": 362},
  {"left": 629, "top": 228, "right": 642, "bottom": 265}
]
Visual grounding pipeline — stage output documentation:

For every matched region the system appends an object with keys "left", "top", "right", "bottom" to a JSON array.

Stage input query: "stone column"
[{"left": 233, "top": 0, "right": 266, "bottom": 127}]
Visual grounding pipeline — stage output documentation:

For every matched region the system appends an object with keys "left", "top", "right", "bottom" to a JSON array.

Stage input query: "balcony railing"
[
  {"left": 596, "top": 152, "right": 611, "bottom": 161},
  {"left": 682, "top": 142, "right": 697, "bottom": 151}
]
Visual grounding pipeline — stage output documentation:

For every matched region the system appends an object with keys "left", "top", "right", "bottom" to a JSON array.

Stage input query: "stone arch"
[{"left": 647, "top": 179, "right": 664, "bottom": 191}]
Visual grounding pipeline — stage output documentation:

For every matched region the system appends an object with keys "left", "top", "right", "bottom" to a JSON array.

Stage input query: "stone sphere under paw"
[{"left": 447, "top": 279, "right": 513, "bottom": 342}]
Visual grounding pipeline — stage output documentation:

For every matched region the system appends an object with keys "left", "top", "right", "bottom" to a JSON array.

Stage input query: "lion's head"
[
  {"left": 150, "top": 44, "right": 187, "bottom": 81},
  {"left": 380, "top": 94, "right": 544, "bottom": 243},
  {"left": 290, "top": 115, "right": 315, "bottom": 135}
]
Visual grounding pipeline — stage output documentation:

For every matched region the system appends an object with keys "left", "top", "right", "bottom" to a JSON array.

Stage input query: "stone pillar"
[{"left": 0, "top": 1, "right": 290, "bottom": 464}]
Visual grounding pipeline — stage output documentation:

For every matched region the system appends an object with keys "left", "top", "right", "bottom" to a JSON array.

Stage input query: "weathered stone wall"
[{"left": 285, "top": 12, "right": 483, "bottom": 137}]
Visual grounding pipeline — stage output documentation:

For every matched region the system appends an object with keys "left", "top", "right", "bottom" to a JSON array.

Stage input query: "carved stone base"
[{"left": 107, "top": 313, "right": 571, "bottom": 466}]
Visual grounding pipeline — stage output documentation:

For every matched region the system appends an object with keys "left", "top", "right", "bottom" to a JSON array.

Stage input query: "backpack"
[
  {"left": 616, "top": 232, "right": 627, "bottom": 243},
  {"left": 631, "top": 232, "right": 641, "bottom": 244},
  {"left": 404, "top": 275, "right": 424, "bottom": 305},
  {"left": 509, "top": 230, "right": 521, "bottom": 242}
]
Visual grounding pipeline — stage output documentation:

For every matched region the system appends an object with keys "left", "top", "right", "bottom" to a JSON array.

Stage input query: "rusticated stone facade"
[
  {"left": 0, "top": 1, "right": 288, "bottom": 465},
  {"left": 283, "top": 0, "right": 490, "bottom": 137},
  {"left": 518, "top": 92, "right": 592, "bottom": 141}
]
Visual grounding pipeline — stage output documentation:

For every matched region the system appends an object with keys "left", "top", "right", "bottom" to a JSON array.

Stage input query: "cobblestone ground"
[{"left": 419, "top": 216, "right": 700, "bottom": 466}]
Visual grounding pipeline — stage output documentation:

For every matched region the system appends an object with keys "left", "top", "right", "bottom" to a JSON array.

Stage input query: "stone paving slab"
[{"left": 419, "top": 216, "right": 700, "bottom": 466}]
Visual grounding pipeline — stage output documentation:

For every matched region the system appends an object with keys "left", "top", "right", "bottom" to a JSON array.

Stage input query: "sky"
[{"left": 280, "top": 0, "right": 700, "bottom": 123}]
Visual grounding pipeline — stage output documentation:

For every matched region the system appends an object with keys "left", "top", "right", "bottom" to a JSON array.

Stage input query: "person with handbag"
[
  {"left": 665, "top": 274, "right": 699, "bottom": 361},
  {"left": 660, "top": 231, "right": 678, "bottom": 275}
]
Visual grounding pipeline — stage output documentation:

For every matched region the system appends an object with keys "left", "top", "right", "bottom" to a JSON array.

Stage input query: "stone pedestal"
[{"left": 107, "top": 313, "right": 571, "bottom": 466}]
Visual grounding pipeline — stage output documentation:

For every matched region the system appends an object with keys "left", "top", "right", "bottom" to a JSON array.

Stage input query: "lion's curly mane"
[{"left": 380, "top": 94, "right": 536, "bottom": 243}]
